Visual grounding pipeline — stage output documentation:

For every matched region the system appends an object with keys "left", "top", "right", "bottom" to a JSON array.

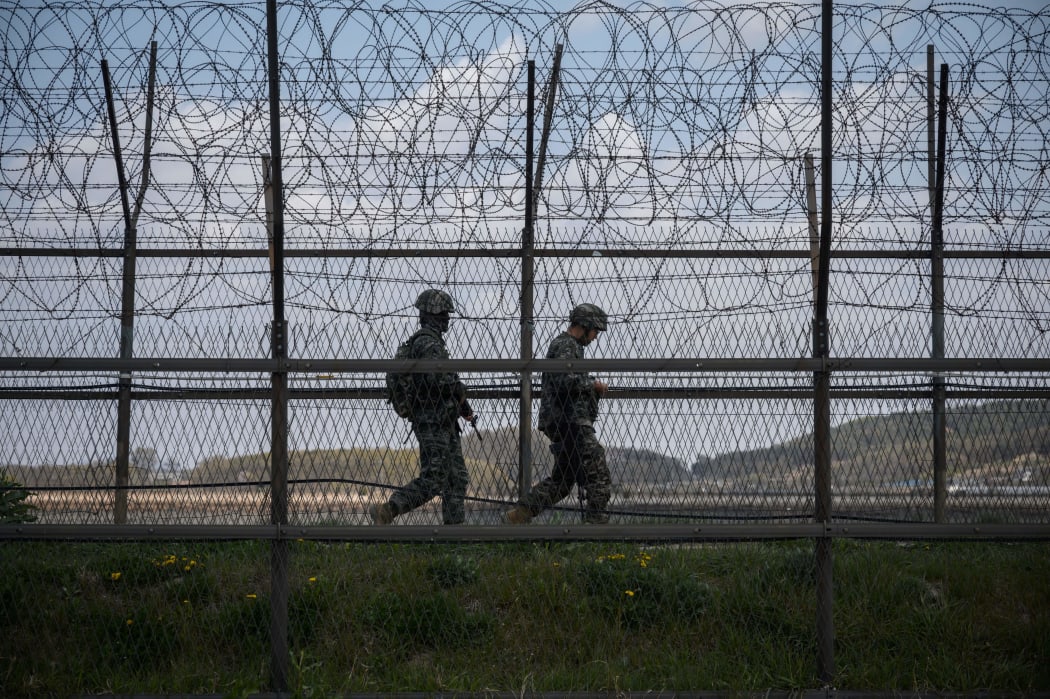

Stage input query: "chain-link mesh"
[
  {"left": 6, "top": 386, "right": 1046, "bottom": 528},
  {"left": 2, "top": 0, "right": 1049, "bottom": 695}
]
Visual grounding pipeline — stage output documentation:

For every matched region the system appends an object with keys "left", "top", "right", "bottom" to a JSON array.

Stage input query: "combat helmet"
[
  {"left": 569, "top": 303, "right": 608, "bottom": 331},
  {"left": 414, "top": 289, "right": 456, "bottom": 314}
]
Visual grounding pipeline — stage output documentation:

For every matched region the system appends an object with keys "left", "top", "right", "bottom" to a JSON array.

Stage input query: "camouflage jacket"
[
  {"left": 537, "top": 331, "right": 599, "bottom": 433},
  {"left": 407, "top": 325, "right": 470, "bottom": 426}
]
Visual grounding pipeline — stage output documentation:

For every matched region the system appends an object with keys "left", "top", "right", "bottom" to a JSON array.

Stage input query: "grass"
[{"left": 0, "top": 539, "right": 1047, "bottom": 696}]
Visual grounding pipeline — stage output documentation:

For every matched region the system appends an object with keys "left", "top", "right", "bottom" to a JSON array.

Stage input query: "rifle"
[{"left": 467, "top": 414, "right": 483, "bottom": 441}]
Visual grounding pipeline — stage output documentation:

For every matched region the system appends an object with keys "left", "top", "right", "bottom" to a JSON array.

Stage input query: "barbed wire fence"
[{"left": 1, "top": 0, "right": 1049, "bottom": 694}]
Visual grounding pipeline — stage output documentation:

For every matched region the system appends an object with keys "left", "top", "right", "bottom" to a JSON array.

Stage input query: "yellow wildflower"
[{"left": 110, "top": 572, "right": 121, "bottom": 581}]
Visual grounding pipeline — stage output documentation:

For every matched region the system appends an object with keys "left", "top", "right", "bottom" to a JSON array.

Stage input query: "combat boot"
[
  {"left": 369, "top": 502, "right": 395, "bottom": 525},
  {"left": 503, "top": 505, "right": 533, "bottom": 525}
]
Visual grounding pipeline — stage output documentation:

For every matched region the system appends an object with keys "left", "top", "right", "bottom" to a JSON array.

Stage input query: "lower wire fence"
[{"left": 1, "top": 364, "right": 1049, "bottom": 695}]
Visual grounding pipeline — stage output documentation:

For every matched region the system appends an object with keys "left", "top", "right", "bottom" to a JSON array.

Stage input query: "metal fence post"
[
  {"left": 265, "top": 0, "right": 290, "bottom": 691},
  {"left": 519, "top": 60, "right": 536, "bottom": 500},
  {"left": 101, "top": 43, "right": 156, "bottom": 525},
  {"left": 101, "top": 60, "right": 134, "bottom": 525},
  {"left": 533, "top": 43, "right": 563, "bottom": 223},
  {"left": 814, "top": 0, "right": 836, "bottom": 685},
  {"left": 932, "top": 62, "right": 950, "bottom": 523},
  {"left": 805, "top": 154, "right": 819, "bottom": 300}
]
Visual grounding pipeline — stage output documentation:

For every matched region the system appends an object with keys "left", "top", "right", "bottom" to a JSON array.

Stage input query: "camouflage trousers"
[
  {"left": 389, "top": 421, "right": 468, "bottom": 524},
  {"left": 520, "top": 423, "right": 610, "bottom": 523}
]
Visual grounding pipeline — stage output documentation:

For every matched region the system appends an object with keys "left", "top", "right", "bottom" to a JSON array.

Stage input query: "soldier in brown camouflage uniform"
[
  {"left": 505, "top": 303, "right": 612, "bottom": 524},
  {"left": 370, "top": 289, "right": 475, "bottom": 525}
]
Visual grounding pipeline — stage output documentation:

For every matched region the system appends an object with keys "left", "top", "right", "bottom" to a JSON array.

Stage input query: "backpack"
[{"left": 385, "top": 328, "right": 438, "bottom": 419}]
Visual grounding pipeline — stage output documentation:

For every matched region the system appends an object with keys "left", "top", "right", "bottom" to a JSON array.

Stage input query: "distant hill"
[
  {"left": 460, "top": 426, "right": 689, "bottom": 485},
  {"left": 690, "top": 399, "right": 1050, "bottom": 488},
  {"left": 606, "top": 446, "right": 689, "bottom": 484}
]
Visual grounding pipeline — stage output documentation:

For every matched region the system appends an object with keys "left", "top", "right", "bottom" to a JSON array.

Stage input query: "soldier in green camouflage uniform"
[
  {"left": 370, "top": 289, "right": 475, "bottom": 525},
  {"left": 505, "top": 303, "right": 612, "bottom": 524}
]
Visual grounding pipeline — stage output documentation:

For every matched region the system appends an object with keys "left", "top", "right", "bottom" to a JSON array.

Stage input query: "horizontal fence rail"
[{"left": 4, "top": 522, "right": 1050, "bottom": 542}]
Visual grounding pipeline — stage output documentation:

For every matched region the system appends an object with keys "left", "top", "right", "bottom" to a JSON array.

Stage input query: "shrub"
[{"left": 0, "top": 471, "right": 37, "bottom": 524}]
